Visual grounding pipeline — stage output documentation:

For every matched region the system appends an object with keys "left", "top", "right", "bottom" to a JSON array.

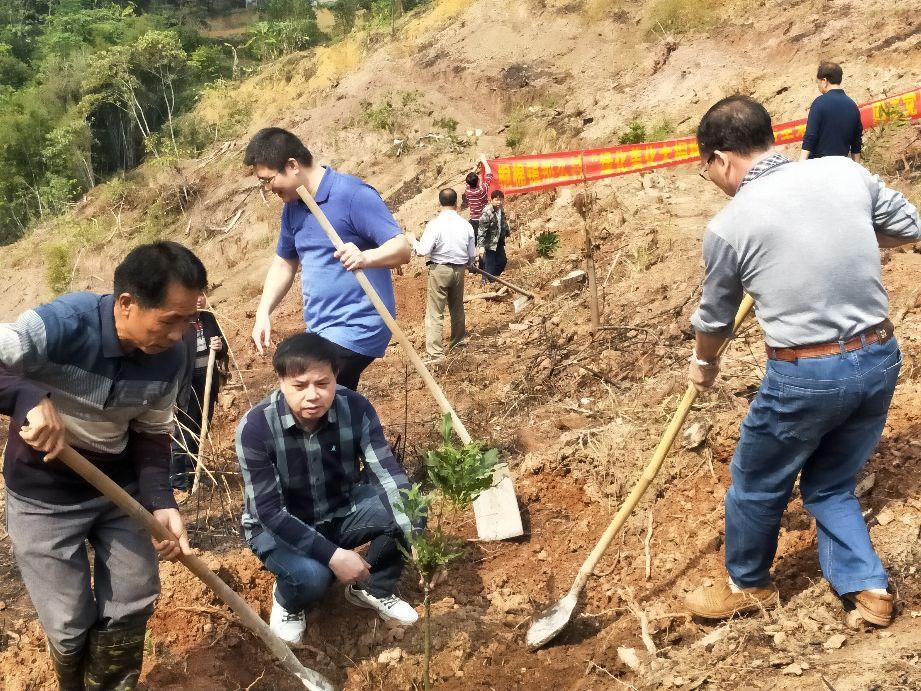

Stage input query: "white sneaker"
[
  {"left": 269, "top": 584, "right": 306, "bottom": 644},
  {"left": 344, "top": 584, "right": 419, "bottom": 625}
]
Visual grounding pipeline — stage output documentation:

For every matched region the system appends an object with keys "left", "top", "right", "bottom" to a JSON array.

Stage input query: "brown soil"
[{"left": 2, "top": 0, "right": 921, "bottom": 688}]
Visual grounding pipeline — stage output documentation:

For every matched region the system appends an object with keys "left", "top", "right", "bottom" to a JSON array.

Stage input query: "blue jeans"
[
  {"left": 725, "top": 337, "right": 901, "bottom": 595},
  {"left": 249, "top": 486, "right": 409, "bottom": 612}
]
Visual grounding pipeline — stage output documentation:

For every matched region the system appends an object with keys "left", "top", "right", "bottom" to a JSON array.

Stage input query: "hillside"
[{"left": 1, "top": 0, "right": 921, "bottom": 688}]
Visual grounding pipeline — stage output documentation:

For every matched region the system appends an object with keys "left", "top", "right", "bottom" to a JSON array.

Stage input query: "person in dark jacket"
[
  {"left": 800, "top": 62, "right": 863, "bottom": 161},
  {"left": 476, "top": 190, "right": 512, "bottom": 281},
  {"left": 170, "top": 296, "right": 229, "bottom": 491}
]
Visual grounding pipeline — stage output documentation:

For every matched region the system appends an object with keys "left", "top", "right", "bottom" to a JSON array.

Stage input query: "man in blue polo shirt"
[
  {"left": 245, "top": 128, "right": 411, "bottom": 390},
  {"left": 0, "top": 242, "right": 204, "bottom": 689},
  {"left": 800, "top": 62, "right": 863, "bottom": 161}
]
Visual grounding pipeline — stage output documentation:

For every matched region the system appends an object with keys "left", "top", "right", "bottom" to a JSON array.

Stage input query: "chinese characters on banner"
[{"left": 486, "top": 87, "right": 921, "bottom": 196}]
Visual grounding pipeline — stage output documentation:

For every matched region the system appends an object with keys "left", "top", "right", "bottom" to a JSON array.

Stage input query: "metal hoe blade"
[{"left": 526, "top": 591, "right": 579, "bottom": 650}]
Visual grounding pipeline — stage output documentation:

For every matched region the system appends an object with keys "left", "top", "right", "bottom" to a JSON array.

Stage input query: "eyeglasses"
[
  {"left": 256, "top": 172, "right": 279, "bottom": 189},
  {"left": 699, "top": 153, "right": 716, "bottom": 181}
]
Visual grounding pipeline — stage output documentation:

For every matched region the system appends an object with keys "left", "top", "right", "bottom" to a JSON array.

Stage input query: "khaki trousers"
[{"left": 425, "top": 264, "right": 466, "bottom": 357}]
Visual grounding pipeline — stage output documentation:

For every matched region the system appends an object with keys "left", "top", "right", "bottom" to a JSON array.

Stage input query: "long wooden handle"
[
  {"left": 569, "top": 293, "right": 756, "bottom": 593},
  {"left": 191, "top": 348, "right": 217, "bottom": 493},
  {"left": 467, "top": 265, "right": 536, "bottom": 300},
  {"left": 295, "top": 185, "right": 472, "bottom": 444},
  {"left": 56, "top": 445, "right": 335, "bottom": 691}
]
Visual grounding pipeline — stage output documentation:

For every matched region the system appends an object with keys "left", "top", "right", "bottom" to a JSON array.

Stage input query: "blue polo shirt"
[{"left": 277, "top": 168, "right": 402, "bottom": 358}]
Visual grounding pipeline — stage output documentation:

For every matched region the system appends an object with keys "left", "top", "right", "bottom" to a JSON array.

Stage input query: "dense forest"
[{"left": 0, "top": 0, "right": 422, "bottom": 245}]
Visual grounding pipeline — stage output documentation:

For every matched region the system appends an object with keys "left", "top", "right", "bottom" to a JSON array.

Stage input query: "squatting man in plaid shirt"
[{"left": 236, "top": 333, "right": 420, "bottom": 643}]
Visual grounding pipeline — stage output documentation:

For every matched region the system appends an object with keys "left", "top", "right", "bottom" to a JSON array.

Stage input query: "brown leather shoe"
[
  {"left": 685, "top": 580, "right": 779, "bottom": 620},
  {"left": 846, "top": 590, "right": 893, "bottom": 627}
]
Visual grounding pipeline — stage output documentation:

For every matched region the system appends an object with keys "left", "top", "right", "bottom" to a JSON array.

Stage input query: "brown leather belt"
[{"left": 766, "top": 319, "right": 895, "bottom": 362}]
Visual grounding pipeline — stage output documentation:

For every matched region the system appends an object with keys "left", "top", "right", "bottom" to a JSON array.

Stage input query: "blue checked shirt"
[{"left": 236, "top": 387, "right": 412, "bottom": 564}]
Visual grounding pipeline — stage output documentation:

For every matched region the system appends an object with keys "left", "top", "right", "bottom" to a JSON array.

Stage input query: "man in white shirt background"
[{"left": 406, "top": 188, "right": 476, "bottom": 363}]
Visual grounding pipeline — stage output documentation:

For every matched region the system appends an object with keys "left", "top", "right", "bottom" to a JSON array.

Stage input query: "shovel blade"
[
  {"left": 525, "top": 591, "right": 579, "bottom": 650},
  {"left": 513, "top": 296, "right": 530, "bottom": 314}
]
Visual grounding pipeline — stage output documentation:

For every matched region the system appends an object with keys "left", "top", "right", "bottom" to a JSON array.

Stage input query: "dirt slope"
[{"left": 2, "top": 0, "right": 921, "bottom": 688}]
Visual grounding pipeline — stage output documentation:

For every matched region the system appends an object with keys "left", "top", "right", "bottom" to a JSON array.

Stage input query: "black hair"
[
  {"left": 273, "top": 333, "right": 341, "bottom": 379},
  {"left": 696, "top": 95, "right": 775, "bottom": 160},
  {"left": 243, "top": 127, "right": 313, "bottom": 172},
  {"left": 465, "top": 172, "right": 479, "bottom": 188},
  {"left": 439, "top": 187, "right": 458, "bottom": 207},
  {"left": 490, "top": 189, "right": 505, "bottom": 200},
  {"left": 113, "top": 241, "right": 207, "bottom": 308},
  {"left": 817, "top": 61, "right": 843, "bottom": 85}
]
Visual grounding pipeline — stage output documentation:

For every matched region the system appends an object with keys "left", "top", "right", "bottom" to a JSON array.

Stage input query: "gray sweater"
[{"left": 692, "top": 156, "right": 921, "bottom": 347}]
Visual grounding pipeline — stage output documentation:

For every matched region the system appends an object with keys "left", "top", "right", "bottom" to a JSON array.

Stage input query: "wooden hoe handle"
[
  {"left": 570, "top": 293, "right": 756, "bottom": 593},
  {"left": 56, "top": 445, "right": 335, "bottom": 691},
  {"left": 295, "top": 185, "right": 472, "bottom": 444}
]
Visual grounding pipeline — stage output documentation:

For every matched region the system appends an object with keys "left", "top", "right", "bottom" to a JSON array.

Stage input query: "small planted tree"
[{"left": 395, "top": 414, "right": 498, "bottom": 690}]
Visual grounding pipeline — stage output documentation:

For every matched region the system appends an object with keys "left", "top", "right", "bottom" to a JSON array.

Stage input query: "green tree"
[{"left": 134, "top": 30, "right": 189, "bottom": 157}]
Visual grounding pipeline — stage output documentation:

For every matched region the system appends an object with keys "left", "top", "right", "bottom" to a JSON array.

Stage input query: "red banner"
[{"left": 486, "top": 86, "right": 921, "bottom": 195}]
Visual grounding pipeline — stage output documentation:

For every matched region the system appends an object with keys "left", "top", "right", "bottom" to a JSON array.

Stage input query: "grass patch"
[
  {"left": 536, "top": 231, "right": 561, "bottom": 258},
  {"left": 362, "top": 99, "right": 398, "bottom": 132},
  {"left": 644, "top": 0, "right": 720, "bottom": 35},
  {"left": 45, "top": 244, "right": 71, "bottom": 296},
  {"left": 618, "top": 120, "right": 647, "bottom": 145},
  {"left": 618, "top": 118, "right": 675, "bottom": 145},
  {"left": 360, "top": 90, "right": 424, "bottom": 134},
  {"left": 630, "top": 241, "right": 655, "bottom": 272},
  {"left": 434, "top": 116, "right": 458, "bottom": 132},
  {"left": 505, "top": 124, "right": 524, "bottom": 150}
]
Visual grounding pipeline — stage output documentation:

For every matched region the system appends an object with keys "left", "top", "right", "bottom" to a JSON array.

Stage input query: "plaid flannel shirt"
[{"left": 236, "top": 387, "right": 412, "bottom": 564}]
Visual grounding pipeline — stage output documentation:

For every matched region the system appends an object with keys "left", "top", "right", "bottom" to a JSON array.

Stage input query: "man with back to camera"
[
  {"left": 685, "top": 95, "right": 920, "bottom": 626},
  {"left": 799, "top": 61, "right": 863, "bottom": 161},
  {"left": 0, "top": 241, "right": 205, "bottom": 688},
  {"left": 235, "top": 333, "right": 419, "bottom": 644},
  {"left": 405, "top": 187, "right": 476, "bottom": 364},
  {"left": 244, "top": 127, "right": 411, "bottom": 390}
]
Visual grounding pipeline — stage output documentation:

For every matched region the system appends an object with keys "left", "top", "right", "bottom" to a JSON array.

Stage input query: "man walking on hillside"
[
  {"left": 685, "top": 96, "right": 920, "bottom": 626},
  {"left": 477, "top": 190, "right": 512, "bottom": 282},
  {"left": 462, "top": 155, "right": 494, "bottom": 245},
  {"left": 406, "top": 187, "right": 476, "bottom": 363},
  {"left": 0, "top": 241, "right": 204, "bottom": 688},
  {"left": 236, "top": 333, "right": 419, "bottom": 645},
  {"left": 799, "top": 62, "right": 863, "bottom": 161},
  {"left": 245, "top": 128, "right": 411, "bottom": 390}
]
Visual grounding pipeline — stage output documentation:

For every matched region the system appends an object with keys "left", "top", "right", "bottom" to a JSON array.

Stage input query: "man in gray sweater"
[{"left": 684, "top": 95, "right": 920, "bottom": 626}]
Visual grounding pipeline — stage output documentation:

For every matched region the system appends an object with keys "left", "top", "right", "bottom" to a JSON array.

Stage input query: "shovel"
[
  {"left": 525, "top": 293, "right": 755, "bottom": 649},
  {"left": 56, "top": 444, "right": 336, "bottom": 691},
  {"left": 295, "top": 185, "right": 523, "bottom": 541}
]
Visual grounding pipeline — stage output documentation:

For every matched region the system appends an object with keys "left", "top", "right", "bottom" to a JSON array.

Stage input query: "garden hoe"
[
  {"left": 525, "top": 294, "right": 755, "bottom": 650},
  {"left": 296, "top": 186, "right": 523, "bottom": 541},
  {"left": 467, "top": 265, "right": 537, "bottom": 300},
  {"left": 57, "top": 445, "right": 336, "bottom": 691}
]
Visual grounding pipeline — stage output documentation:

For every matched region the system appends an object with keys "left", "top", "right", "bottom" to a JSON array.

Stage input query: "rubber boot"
[
  {"left": 83, "top": 625, "right": 146, "bottom": 691},
  {"left": 48, "top": 640, "right": 85, "bottom": 691}
]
